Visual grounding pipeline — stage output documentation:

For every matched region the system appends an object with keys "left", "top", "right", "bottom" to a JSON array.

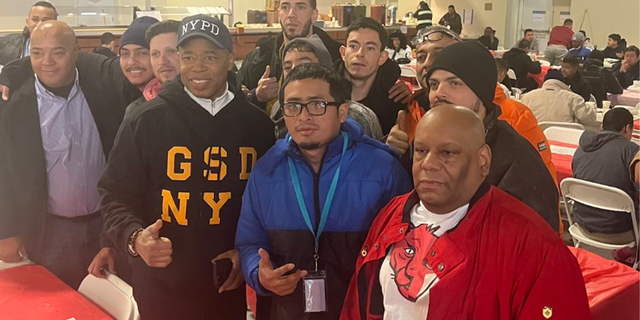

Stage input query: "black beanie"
[
  {"left": 544, "top": 69, "right": 564, "bottom": 82},
  {"left": 425, "top": 41, "right": 497, "bottom": 111},
  {"left": 119, "top": 16, "right": 159, "bottom": 53}
]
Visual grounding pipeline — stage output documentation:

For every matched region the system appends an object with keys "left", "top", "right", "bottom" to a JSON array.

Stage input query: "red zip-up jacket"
[{"left": 340, "top": 184, "right": 591, "bottom": 320}]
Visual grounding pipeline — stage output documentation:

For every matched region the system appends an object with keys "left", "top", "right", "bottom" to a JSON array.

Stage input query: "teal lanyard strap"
[{"left": 287, "top": 131, "right": 348, "bottom": 263}]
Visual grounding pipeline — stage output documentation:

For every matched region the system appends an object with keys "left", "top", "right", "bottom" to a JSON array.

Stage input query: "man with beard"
[
  {"left": 99, "top": 15, "right": 275, "bottom": 320},
  {"left": 237, "top": 0, "right": 411, "bottom": 114},
  {"left": 340, "top": 106, "right": 590, "bottom": 320},
  {"left": 388, "top": 40, "right": 560, "bottom": 232}
]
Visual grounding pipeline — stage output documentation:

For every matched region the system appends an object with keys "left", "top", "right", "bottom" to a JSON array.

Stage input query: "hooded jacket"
[
  {"left": 572, "top": 131, "right": 639, "bottom": 233},
  {"left": 502, "top": 47, "right": 541, "bottom": 91},
  {"left": 236, "top": 118, "right": 412, "bottom": 320},
  {"left": 237, "top": 26, "right": 342, "bottom": 92},
  {"left": 521, "top": 79, "right": 598, "bottom": 128},
  {"left": 98, "top": 78, "right": 275, "bottom": 318},
  {"left": 336, "top": 59, "right": 406, "bottom": 135},
  {"left": 340, "top": 185, "right": 591, "bottom": 320},
  {"left": 494, "top": 85, "right": 558, "bottom": 185},
  {"left": 582, "top": 59, "right": 624, "bottom": 107},
  {"left": 564, "top": 71, "right": 592, "bottom": 102},
  {"left": 0, "top": 27, "right": 28, "bottom": 65}
]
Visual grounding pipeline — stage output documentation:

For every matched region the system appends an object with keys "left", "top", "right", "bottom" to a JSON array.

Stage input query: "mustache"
[{"left": 433, "top": 97, "right": 453, "bottom": 106}]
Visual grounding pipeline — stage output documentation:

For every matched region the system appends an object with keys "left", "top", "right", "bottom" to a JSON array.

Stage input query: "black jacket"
[
  {"left": 572, "top": 131, "right": 639, "bottom": 233},
  {"left": 98, "top": 78, "right": 275, "bottom": 315},
  {"left": 237, "top": 26, "right": 342, "bottom": 92},
  {"left": 612, "top": 61, "right": 640, "bottom": 89},
  {"left": 502, "top": 48, "right": 541, "bottom": 91},
  {"left": 484, "top": 106, "right": 560, "bottom": 232},
  {"left": 438, "top": 12, "right": 462, "bottom": 34},
  {"left": 564, "top": 71, "right": 592, "bottom": 102},
  {"left": 477, "top": 35, "right": 499, "bottom": 50},
  {"left": 0, "top": 27, "right": 28, "bottom": 65},
  {"left": 335, "top": 58, "right": 405, "bottom": 135},
  {"left": 582, "top": 59, "right": 623, "bottom": 107},
  {"left": 0, "top": 52, "right": 137, "bottom": 260},
  {"left": 93, "top": 46, "right": 117, "bottom": 58},
  {"left": 602, "top": 46, "right": 625, "bottom": 59}
]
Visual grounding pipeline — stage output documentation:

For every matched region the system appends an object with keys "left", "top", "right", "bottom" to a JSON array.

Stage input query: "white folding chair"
[
  {"left": 0, "top": 258, "right": 33, "bottom": 271},
  {"left": 542, "top": 125, "right": 585, "bottom": 144},
  {"left": 507, "top": 69, "right": 517, "bottom": 81},
  {"left": 78, "top": 272, "right": 140, "bottom": 320},
  {"left": 560, "top": 178, "right": 639, "bottom": 268},
  {"left": 399, "top": 66, "right": 421, "bottom": 89}
]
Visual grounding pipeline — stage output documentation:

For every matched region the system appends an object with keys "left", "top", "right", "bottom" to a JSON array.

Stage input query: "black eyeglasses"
[{"left": 282, "top": 100, "right": 343, "bottom": 117}]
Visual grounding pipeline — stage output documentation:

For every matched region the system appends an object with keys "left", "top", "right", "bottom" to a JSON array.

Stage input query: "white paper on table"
[{"left": 550, "top": 145, "right": 577, "bottom": 156}]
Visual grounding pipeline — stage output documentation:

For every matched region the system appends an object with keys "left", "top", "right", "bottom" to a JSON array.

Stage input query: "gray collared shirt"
[{"left": 35, "top": 69, "right": 105, "bottom": 217}]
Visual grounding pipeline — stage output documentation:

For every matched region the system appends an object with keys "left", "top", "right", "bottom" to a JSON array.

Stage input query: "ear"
[
  {"left": 378, "top": 49, "right": 389, "bottom": 66},
  {"left": 478, "top": 144, "right": 492, "bottom": 177},
  {"left": 227, "top": 52, "right": 236, "bottom": 70},
  {"left": 339, "top": 45, "right": 346, "bottom": 61},
  {"left": 338, "top": 102, "right": 349, "bottom": 123},
  {"left": 312, "top": 8, "right": 318, "bottom": 23}
]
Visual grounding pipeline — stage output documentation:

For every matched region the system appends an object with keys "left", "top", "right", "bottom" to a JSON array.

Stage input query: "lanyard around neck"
[{"left": 287, "top": 131, "right": 348, "bottom": 258}]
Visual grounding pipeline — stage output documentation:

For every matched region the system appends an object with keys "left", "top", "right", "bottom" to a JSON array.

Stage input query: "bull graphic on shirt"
[{"left": 389, "top": 224, "right": 440, "bottom": 301}]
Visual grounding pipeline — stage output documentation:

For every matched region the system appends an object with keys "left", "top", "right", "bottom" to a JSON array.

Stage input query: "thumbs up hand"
[
  {"left": 255, "top": 65, "right": 279, "bottom": 103},
  {"left": 386, "top": 110, "right": 410, "bottom": 156},
  {"left": 135, "top": 219, "right": 173, "bottom": 268}
]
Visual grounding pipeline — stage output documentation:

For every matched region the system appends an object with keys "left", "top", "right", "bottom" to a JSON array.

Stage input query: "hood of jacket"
[
  {"left": 583, "top": 58, "right": 604, "bottom": 69},
  {"left": 335, "top": 58, "right": 401, "bottom": 95},
  {"left": 579, "top": 130, "right": 628, "bottom": 152},
  {"left": 542, "top": 79, "right": 571, "bottom": 91},
  {"left": 262, "top": 117, "right": 396, "bottom": 175}
]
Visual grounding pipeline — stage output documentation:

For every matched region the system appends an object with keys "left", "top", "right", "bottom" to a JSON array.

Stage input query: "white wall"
[
  {"left": 571, "top": 0, "right": 639, "bottom": 49},
  {"left": 430, "top": 0, "right": 508, "bottom": 41}
]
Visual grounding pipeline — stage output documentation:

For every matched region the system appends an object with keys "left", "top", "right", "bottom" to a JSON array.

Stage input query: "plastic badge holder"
[{"left": 303, "top": 270, "right": 328, "bottom": 313}]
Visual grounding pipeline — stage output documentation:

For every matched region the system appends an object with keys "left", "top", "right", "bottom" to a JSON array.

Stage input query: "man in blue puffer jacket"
[{"left": 236, "top": 64, "right": 412, "bottom": 320}]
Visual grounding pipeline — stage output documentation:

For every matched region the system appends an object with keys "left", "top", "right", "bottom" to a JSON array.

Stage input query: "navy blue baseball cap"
[{"left": 178, "top": 14, "right": 233, "bottom": 52}]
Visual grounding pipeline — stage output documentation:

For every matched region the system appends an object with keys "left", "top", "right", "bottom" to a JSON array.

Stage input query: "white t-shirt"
[{"left": 379, "top": 202, "right": 469, "bottom": 319}]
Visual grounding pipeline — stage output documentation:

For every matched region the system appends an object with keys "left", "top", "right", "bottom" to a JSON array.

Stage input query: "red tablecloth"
[
  {"left": 0, "top": 265, "right": 113, "bottom": 320},
  {"left": 635, "top": 119, "right": 640, "bottom": 130},
  {"left": 569, "top": 247, "right": 640, "bottom": 320},
  {"left": 549, "top": 140, "right": 577, "bottom": 184},
  {"left": 528, "top": 65, "right": 551, "bottom": 87}
]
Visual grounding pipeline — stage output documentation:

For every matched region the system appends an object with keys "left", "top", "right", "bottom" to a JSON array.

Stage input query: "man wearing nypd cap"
[{"left": 99, "top": 14, "right": 275, "bottom": 320}]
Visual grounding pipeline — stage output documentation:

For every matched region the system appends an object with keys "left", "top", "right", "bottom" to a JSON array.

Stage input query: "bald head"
[
  {"left": 30, "top": 21, "right": 79, "bottom": 89},
  {"left": 412, "top": 105, "right": 491, "bottom": 214}
]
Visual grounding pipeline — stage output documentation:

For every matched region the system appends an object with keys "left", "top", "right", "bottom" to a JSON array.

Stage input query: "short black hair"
[
  {"left": 387, "top": 30, "right": 407, "bottom": 50},
  {"left": 31, "top": 1, "right": 57, "bottom": 15},
  {"left": 495, "top": 58, "right": 509, "bottom": 74},
  {"left": 448, "top": 5, "right": 455, "bottom": 9},
  {"left": 517, "top": 39, "right": 530, "bottom": 49},
  {"left": 279, "top": 64, "right": 352, "bottom": 107},
  {"left": 563, "top": 19, "right": 573, "bottom": 25},
  {"left": 145, "top": 20, "right": 180, "bottom": 43},
  {"left": 608, "top": 33, "right": 622, "bottom": 42},
  {"left": 624, "top": 45, "right": 640, "bottom": 58},
  {"left": 346, "top": 18, "right": 387, "bottom": 52},
  {"left": 579, "top": 30, "right": 587, "bottom": 38},
  {"left": 100, "top": 32, "right": 115, "bottom": 45},
  {"left": 524, "top": 28, "right": 533, "bottom": 35},
  {"left": 284, "top": 41, "right": 315, "bottom": 56},
  {"left": 588, "top": 50, "right": 605, "bottom": 62},
  {"left": 562, "top": 54, "right": 580, "bottom": 67},
  {"left": 603, "top": 107, "right": 634, "bottom": 132}
]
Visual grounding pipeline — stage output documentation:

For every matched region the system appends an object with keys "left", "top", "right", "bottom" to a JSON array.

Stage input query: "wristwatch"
[{"left": 127, "top": 228, "right": 144, "bottom": 257}]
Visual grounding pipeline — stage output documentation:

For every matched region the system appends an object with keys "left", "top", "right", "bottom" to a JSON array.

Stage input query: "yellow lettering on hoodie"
[
  {"left": 167, "top": 147, "right": 192, "bottom": 180},
  {"left": 161, "top": 189, "right": 190, "bottom": 225},
  {"left": 239, "top": 147, "right": 258, "bottom": 180},
  {"left": 204, "top": 192, "right": 231, "bottom": 225},
  {"left": 204, "top": 147, "right": 227, "bottom": 181}
]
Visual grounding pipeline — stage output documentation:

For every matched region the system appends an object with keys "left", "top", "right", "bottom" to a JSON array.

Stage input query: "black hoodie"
[
  {"left": 582, "top": 59, "right": 623, "bottom": 107},
  {"left": 98, "top": 78, "right": 275, "bottom": 318},
  {"left": 572, "top": 130, "right": 639, "bottom": 233},
  {"left": 336, "top": 58, "right": 406, "bottom": 135}
]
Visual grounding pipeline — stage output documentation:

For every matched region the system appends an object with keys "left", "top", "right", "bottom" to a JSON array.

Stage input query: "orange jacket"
[{"left": 494, "top": 85, "right": 558, "bottom": 186}]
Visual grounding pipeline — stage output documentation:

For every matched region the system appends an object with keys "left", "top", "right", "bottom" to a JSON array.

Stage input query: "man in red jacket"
[
  {"left": 544, "top": 18, "right": 574, "bottom": 66},
  {"left": 340, "top": 105, "right": 591, "bottom": 320}
]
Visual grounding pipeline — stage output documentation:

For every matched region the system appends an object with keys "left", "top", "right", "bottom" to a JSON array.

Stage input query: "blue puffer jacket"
[{"left": 236, "top": 118, "right": 412, "bottom": 320}]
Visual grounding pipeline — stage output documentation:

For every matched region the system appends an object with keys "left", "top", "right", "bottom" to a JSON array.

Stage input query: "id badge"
[{"left": 303, "top": 270, "right": 328, "bottom": 313}]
